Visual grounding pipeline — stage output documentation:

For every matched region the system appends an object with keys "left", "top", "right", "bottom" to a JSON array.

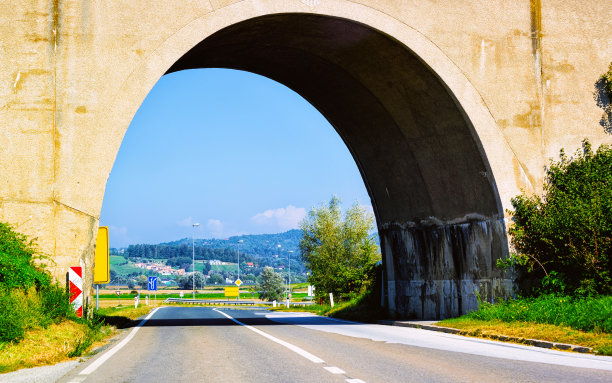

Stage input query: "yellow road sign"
[
  {"left": 224, "top": 286, "right": 239, "bottom": 297},
  {"left": 94, "top": 226, "right": 110, "bottom": 284},
  {"left": 235, "top": 278, "right": 243, "bottom": 286}
]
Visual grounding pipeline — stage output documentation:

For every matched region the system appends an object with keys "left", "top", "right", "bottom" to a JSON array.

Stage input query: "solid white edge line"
[
  {"left": 213, "top": 308, "right": 325, "bottom": 364},
  {"left": 79, "top": 307, "right": 161, "bottom": 376}
]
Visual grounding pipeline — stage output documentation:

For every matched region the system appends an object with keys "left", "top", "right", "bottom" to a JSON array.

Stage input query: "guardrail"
[{"left": 163, "top": 298, "right": 314, "bottom": 307}]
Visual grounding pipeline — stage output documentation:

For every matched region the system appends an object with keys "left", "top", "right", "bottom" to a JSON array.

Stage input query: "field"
[
  {"left": 109, "top": 255, "right": 147, "bottom": 275},
  {"left": 110, "top": 257, "right": 239, "bottom": 276}
]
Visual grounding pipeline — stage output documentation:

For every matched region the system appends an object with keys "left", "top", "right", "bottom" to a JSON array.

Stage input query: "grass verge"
[
  {"left": 437, "top": 318, "right": 612, "bottom": 355},
  {"left": 0, "top": 321, "right": 109, "bottom": 373},
  {"left": 271, "top": 290, "right": 385, "bottom": 323},
  {"left": 437, "top": 295, "right": 612, "bottom": 355},
  {"left": 0, "top": 305, "right": 154, "bottom": 374}
]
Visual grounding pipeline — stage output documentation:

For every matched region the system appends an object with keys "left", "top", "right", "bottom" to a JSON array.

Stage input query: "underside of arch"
[{"left": 167, "top": 14, "right": 512, "bottom": 319}]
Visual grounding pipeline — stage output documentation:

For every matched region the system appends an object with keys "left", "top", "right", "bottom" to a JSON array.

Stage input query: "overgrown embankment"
[
  {"left": 0, "top": 221, "right": 74, "bottom": 344},
  {"left": 0, "top": 221, "right": 154, "bottom": 373},
  {"left": 441, "top": 141, "right": 611, "bottom": 354}
]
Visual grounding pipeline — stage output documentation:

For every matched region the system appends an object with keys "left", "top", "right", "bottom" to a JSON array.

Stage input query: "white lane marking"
[
  {"left": 324, "top": 366, "right": 346, "bottom": 374},
  {"left": 79, "top": 307, "right": 161, "bottom": 376},
  {"left": 346, "top": 379, "right": 366, "bottom": 383},
  {"left": 66, "top": 377, "right": 87, "bottom": 383},
  {"left": 213, "top": 308, "right": 325, "bottom": 363}
]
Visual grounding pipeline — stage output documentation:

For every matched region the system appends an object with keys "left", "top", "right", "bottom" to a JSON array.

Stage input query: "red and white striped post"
[{"left": 69, "top": 266, "right": 83, "bottom": 318}]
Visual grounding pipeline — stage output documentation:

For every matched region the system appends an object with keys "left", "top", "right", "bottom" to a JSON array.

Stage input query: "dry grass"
[
  {"left": 0, "top": 321, "right": 89, "bottom": 373},
  {"left": 0, "top": 305, "right": 155, "bottom": 374},
  {"left": 437, "top": 318, "right": 612, "bottom": 354},
  {"left": 98, "top": 305, "right": 155, "bottom": 320}
]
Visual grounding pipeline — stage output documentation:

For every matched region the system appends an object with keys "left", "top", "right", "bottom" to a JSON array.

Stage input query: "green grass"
[
  {"left": 98, "top": 292, "right": 262, "bottom": 300},
  {"left": 464, "top": 295, "right": 612, "bottom": 333},
  {"left": 110, "top": 261, "right": 146, "bottom": 275},
  {"left": 209, "top": 263, "right": 238, "bottom": 272},
  {"left": 437, "top": 294, "right": 612, "bottom": 355},
  {"left": 109, "top": 255, "right": 127, "bottom": 265},
  {"left": 272, "top": 289, "right": 384, "bottom": 322}
]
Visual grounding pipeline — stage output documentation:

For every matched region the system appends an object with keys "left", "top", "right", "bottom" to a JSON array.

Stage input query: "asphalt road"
[{"left": 57, "top": 306, "right": 612, "bottom": 383}]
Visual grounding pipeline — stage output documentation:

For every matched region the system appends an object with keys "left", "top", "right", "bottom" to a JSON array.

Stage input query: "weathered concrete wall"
[
  {"left": 0, "top": 0, "right": 610, "bottom": 318},
  {"left": 382, "top": 218, "right": 512, "bottom": 319}
]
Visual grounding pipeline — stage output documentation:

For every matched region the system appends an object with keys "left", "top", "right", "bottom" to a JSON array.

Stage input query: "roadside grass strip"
[
  {"left": 437, "top": 318, "right": 612, "bottom": 355},
  {"left": 0, "top": 321, "right": 89, "bottom": 373},
  {"left": 77, "top": 307, "right": 160, "bottom": 376}
]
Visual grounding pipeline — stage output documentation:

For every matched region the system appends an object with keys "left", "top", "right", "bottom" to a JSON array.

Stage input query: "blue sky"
[{"left": 100, "top": 69, "right": 372, "bottom": 248}]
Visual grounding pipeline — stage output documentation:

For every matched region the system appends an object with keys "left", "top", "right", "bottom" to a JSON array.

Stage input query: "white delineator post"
[
  {"left": 69, "top": 267, "right": 83, "bottom": 317},
  {"left": 329, "top": 293, "right": 334, "bottom": 308}
]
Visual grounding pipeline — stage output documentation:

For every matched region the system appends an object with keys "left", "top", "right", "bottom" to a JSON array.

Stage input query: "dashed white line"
[
  {"left": 78, "top": 307, "right": 161, "bottom": 376},
  {"left": 324, "top": 366, "right": 346, "bottom": 374},
  {"left": 215, "top": 309, "right": 369, "bottom": 382},
  {"left": 213, "top": 308, "right": 324, "bottom": 363}
]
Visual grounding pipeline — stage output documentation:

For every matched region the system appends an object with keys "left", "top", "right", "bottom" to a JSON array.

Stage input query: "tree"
[
  {"left": 245, "top": 273, "right": 257, "bottom": 284},
  {"left": 135, "top": 275, "right": 148, "bottom": 289},
  {"left": 177, "top": 272, "right": 205, "bottom": 289},
  {"left": 300, "top": 196, "right": 381, "bottom": 301},
  {"left": 209, "top": 273, "right": 224, "bottom": 285},
  {"left": 603, "top": 62, "right": 612, "bottom": 98},
  {"left": 258, "top": 267, "right": 284, "bottom": 301},
  {"left": 505, "top": 140, "right": 611, "bottom": 295}
]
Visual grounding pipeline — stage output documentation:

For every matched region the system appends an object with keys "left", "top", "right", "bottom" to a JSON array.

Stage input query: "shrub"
[
  {"left": 0, "top": 222, "right": 73, "bottom": 342},
  {"left": 39, "top": 284, "right": 71, "bottom": 325},
  {"left": 504, "top": 140, "right": 611, "bottom": 295},
  {"left": 0, "top": 222, "right": 50, "bottom": 290},
  {"left": 0, "top": 289, "right": 27, "bottom": 342}
]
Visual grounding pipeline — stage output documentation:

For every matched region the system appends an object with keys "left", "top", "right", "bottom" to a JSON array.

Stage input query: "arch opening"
[{"left": 164, "top": 13, "right": 512, "bottom": 319}]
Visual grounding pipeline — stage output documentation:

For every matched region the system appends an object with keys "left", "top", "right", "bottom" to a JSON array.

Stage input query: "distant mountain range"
[
  {"left": 118, "top": 229, "right": 379, "bottom": 262},
  {"left": 163, "top": 229, "right": 303, "bottom": 257}
]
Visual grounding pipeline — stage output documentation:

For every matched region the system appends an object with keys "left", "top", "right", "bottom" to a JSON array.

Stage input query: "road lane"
[
  {"left": 58, "top": 307, "right": 612, "bottom": 383},
  {"left": 254, "top": 311, "right": 612, "bottom": 382},
  {"left": 60, "top": 307, "right": 348, "bottom": 383}
]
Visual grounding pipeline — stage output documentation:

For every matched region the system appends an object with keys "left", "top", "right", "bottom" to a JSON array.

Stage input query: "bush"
[
  {"left": 0, "top": 222, "right": 50, "bottom": 290},
  {"left": 0, "top": 222, "right": 73, "bottom": 342},
  {"left": 504, "top": 140, "right": 611, "bottom": 295},
  {"left": 40, "top": 284, "right": 71, "bottom": 325},
  {"left": 0, "top": 289, "right": 27, "bottom": 342}
]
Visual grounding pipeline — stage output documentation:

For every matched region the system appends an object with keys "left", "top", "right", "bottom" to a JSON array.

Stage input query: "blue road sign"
[{"left": 148, "top": 276, "right": 158, "bottom": 291}]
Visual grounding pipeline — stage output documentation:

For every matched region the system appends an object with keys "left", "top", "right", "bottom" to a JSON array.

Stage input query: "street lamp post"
[
  {"left": 192, "top": 222, "right": 200, "bottom": 300},
  {"left": 287, "top": 250, "right": 294, "bottom": 300},
  {"left": 277, "top": 244, "right": 285, "bottom": 299},
  {"left": 237, "top": 239, "right": 244, "bottom": 281}
]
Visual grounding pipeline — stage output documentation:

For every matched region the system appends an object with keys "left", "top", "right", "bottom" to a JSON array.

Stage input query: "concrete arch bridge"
[{"left": 1, "top": 0, "right": 610, "bottom": 319}]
